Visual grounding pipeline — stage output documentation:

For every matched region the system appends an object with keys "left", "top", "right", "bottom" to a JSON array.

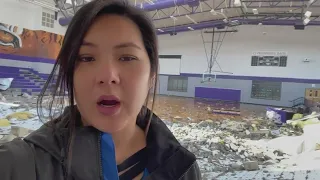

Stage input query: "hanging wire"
[
  {"left": 214, "top": 27, "right": 228, "bottom": 58},
  {"left": 201, "top": 30, "right": 210, "bottom": 67}
]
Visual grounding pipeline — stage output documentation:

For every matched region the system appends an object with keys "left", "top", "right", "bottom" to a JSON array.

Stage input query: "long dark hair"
[{"left": 37, "top": 0, "right": 158, "bottom": 177}]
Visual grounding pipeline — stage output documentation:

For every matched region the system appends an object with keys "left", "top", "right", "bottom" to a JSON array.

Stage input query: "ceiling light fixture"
[
  {"left": 157, "top": 29, "right": 164, "bottom": 32},
  {"left": 170, "top": 15, "right": 178, "bottom": 21},
  {"left": 185, "top": 15, "right": 198, "bottom": 24},
  {"left": 234, "top": 0, "right": 242, "bottom": 7},
  {"left": 188, "top": 27, "right": 195, "bottom": 31},
  {"left": 252, "top": 9, "right": 259, "bottom": 15},
  {"left": 210, "top": 9, "right": 217, "bottom": 15},
  {"left": 305, "top": 11, "right": 312, "bottom": 18},
  {"left": 303, "top": 18, "right": 311, "bottom": 25}
]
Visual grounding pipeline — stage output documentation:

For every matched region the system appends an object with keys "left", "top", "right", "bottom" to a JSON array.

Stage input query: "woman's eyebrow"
[
  {"left": 81, "top": 41, "right": 97, "bottom": 47},
  {"left": 113, "top": 42, "right": 142, "bottom": 50},
  {"left": 80, "top": 41, "right": 142, "bottom": 50}
]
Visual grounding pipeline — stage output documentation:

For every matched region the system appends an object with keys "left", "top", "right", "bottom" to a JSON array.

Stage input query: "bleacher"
[{"left": 0, "top": 66, "right": 50, "bottom": 96}]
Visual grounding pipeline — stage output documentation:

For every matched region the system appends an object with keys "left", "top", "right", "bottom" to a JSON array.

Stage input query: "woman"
[{"left": 0, "top": 0, "right": 201, "bottom": 179}]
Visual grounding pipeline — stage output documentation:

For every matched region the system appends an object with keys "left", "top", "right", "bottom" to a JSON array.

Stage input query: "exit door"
[
  {"left": 305, "top": 88, "right": 320, "bottom": 99},
  {"left": 305, "top": 88, "right": 320, "bottom": 106}
]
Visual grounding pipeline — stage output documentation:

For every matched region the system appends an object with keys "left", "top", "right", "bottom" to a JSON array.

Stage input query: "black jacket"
[{"left": 0, "top": 107, "right": 201, "bottom": 180}]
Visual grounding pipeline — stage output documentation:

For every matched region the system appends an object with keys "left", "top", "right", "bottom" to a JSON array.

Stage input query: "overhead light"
[
  {"left": 223, "top": 19, "right": 228, "bottom": 23},
  {"left": 157, "top": 29, "right": 164, "bottom": 32},
  {"left": 305, "top": 11, "right": 312, "bottom": 18},
  {"left": 234, "top": 0, "right": 242, "bottom": 7},
  {"left": 170, "top": 15, "right": 178, "bottom": 21},
  {"left": 188, "top": 27, "right": 194, "bottom": 31},
  {"left": 185, "top": 15, "right": 198, "bottom": 24},
  {"left": 303, "top": 18, "right": 311, "bottom": 25},
  {"left": 252, "top": 9, "right": 259, "bottom": 15},
  {"left": 210, "top": 9, "right": 217, "bottom": 15}
]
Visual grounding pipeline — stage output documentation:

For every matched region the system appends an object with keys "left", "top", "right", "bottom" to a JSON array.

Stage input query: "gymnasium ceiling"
[{"left": 50, "top": 0, "right": 320, "bottom": 34}]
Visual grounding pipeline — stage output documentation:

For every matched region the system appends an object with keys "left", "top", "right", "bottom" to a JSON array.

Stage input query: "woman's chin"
[{"left": 93, "top": 119, "right": 128, "bottom": 134}]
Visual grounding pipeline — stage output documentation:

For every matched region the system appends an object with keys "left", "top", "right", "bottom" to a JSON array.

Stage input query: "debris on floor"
[
  {"left": 1, "top": 94, "right": 320, "bottom": 179},
  {"left": 0, "top": 78, "right": 14, "bottom": 91},
  {"left": 0, "top": 94, "right": 43, "bottom": 143},
  {"left": 164, "top": 118, "right": 320, "bottom": 179}
]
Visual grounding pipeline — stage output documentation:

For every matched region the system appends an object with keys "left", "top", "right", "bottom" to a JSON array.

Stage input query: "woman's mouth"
[
  {"left": 97, "top": 99, "right": 120, "bottom": 107},
  {"left": 96, "top": 95, "right": 121, "bottom": 116}
]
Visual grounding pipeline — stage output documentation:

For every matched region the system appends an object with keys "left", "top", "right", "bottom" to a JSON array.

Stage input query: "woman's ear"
[{"left": 149, "top": 75, "right": 156, "bottom": 90}]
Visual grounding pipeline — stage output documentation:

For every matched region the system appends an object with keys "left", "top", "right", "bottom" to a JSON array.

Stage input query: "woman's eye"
[
  {"left": 78, "top": 56, "right": 95, "bottom": 62},
  {"left": 119, "top": 56, "right": 137, "bottom": 61}
]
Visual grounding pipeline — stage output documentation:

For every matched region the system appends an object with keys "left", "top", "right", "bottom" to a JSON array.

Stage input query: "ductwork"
[
  {"left": 59, "top": 0, "right": 204, "bottom": 26},
  {"left": 157, "top": 19, "right": 320, "bottom": 35}
]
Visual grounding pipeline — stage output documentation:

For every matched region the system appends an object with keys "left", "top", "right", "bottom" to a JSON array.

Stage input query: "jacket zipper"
[{"left": 98, "top": 132, "right": 103, "bottom": 180}]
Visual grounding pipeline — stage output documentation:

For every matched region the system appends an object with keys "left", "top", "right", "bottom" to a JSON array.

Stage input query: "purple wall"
[
  {"left": 195, "top": 87, "right": 241, "bottom": 101},
  {"left": 0, "top": 53, "right": 55, "bottom": 64}
]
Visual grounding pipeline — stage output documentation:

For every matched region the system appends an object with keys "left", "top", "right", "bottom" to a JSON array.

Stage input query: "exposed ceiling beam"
[
  {"left": 157, "top": 18, "right": 320, "bottom": 35},
  {"left": 152, "top": 4, "right": 320, "bottom": 21}
]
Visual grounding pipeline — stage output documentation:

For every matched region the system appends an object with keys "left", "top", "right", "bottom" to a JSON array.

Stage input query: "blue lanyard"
[
  {"left": 101, "top": 133, "right": 119, "bottom": 180},
  {"left": 101, "top": 133, "right": 148, "bottom": 180}
]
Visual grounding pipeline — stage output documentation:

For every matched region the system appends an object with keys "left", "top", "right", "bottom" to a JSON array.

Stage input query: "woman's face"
[{"left": 73, "top": 15, "right": 152, "bottom": 133}]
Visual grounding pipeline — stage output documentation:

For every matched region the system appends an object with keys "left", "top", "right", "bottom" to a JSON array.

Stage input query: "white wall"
[
  {"left": 0, "top": 0, "right": 66, "bottom": 35},
  {"left": 158, "top": 25, "right": 320, "bottom": 79}
]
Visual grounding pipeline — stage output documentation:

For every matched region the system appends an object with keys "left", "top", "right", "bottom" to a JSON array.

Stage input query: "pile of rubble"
[
  {"left": 164, "top": 118, "right": 320, "bottom": 179},
  {"left": 0, "top": 92, "right": 44, "bottom": 143},
  {"left": 2, "top": 92, "right": 320, "bottom": 179}
]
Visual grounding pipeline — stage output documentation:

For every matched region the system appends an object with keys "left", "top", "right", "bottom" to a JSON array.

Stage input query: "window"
[
  {"left": 167, "top": 76, "right": 188, "bottom": 92},
  {"left": 251, "top": 81, "right": 282, "bottom": 101},
  {"left": 42, "top": 12, "right": 55, "bottom": 28},
  {"left": 279, "top": 56, "right": 287, "bottom": 67}
]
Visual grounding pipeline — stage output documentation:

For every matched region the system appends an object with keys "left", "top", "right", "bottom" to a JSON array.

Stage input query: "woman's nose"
[{"left": 96, "top": 61, "right": 120, "bottom": 85}]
